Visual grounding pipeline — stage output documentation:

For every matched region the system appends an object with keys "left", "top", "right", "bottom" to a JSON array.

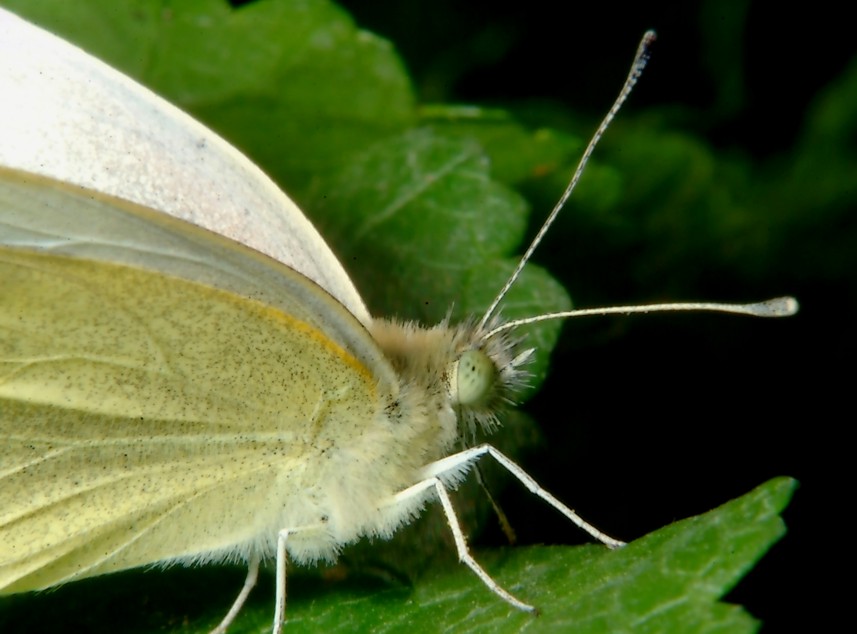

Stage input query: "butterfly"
[{"left": 0, "top": 7, "right": 795, "bottom": 633}]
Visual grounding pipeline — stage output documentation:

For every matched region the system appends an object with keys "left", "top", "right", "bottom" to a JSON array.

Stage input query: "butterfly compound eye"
[{"left": 450, "top": 349, "right": 498, "bottom": 407}]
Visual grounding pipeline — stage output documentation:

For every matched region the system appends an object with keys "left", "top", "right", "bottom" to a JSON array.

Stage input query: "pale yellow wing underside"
[{"left": 0, "top": 171, "right": 391, "bottom": 594}]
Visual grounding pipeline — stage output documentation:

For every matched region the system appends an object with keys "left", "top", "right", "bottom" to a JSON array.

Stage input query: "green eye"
[{"left": 453, "top": 349, "right": 497, "bottom": 407}]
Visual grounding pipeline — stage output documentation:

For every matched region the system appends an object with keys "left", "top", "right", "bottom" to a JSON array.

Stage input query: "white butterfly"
[{"left": 0, "top": 7, "right": 795, "bottom": 633}]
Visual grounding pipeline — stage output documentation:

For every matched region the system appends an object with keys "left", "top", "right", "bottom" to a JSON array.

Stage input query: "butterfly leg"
[
  {"left": 420, "top": 444, "right": 626, "bottom": 548},
  {"left": 392, "top": 476, "right": 536, "bottom": 612},
  {"left": 208, "top": 525, "right": 308, "bottom": 634},
  {"left": 272, "top": 528, "right": 291, "bottom": 634},
  {"left": 209, "top": 554, "right": 260, "bottom": 634},
  {"left": 271, "top": 523, "right": 329, "bottom": 634}
]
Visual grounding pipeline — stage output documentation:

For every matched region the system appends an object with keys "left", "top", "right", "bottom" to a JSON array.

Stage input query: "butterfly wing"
[
  {"left": 0, "top": 170, "right": 396, "bottom": 593},
  {"left": 0, "top": 6, "right": 371, "bottom": 326}
]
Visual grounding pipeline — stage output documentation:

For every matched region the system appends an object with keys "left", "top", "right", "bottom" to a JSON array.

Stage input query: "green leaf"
[
  {"left": 0, "top": 0, "right": 416, "bottom": 192},
  {"left": 0, "top": 478, "right": 796, "bottom": 633},
  {"left": 418, "top": 104, "right": 583, "bottom": 186},
  {"left": 278, "top": 477, "right": 796, "bottom": 634}
]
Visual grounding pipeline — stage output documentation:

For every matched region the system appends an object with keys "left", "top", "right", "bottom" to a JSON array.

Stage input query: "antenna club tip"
[
  {"left": 765, "top": 296, "right": 800, "bottom": 317},
  {"left": 643, "top": 29, "right": 657, "bottom": 43}
]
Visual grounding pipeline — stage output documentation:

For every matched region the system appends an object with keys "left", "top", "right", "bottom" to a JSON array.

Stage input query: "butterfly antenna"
[
  {"left": 479, "top": 30, "right": 657, "bottom": 331},
  {"left": 485, "top": 296, "right": 798, "bottom": 340}
]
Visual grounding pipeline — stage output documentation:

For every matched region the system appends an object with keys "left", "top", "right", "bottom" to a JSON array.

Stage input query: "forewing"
[{"left": 0, "top": 6, "right": 371, "bottom": 324}]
